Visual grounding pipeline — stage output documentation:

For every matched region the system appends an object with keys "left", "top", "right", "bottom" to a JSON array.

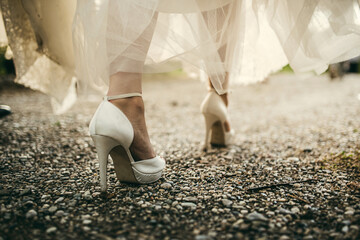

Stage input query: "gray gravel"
[{"left": 0, "top": 72, "right": 359, "bottom": 239}]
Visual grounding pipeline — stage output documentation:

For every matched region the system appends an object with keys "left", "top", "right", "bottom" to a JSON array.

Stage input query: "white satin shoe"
[
  {"left": 89, "top": 93, "right": 165, "bottom": 192},
  {"left": 200, "top": 90, "right": 235, "bottom": 150}
]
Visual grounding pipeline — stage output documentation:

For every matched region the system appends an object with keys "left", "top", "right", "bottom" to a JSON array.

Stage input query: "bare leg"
[
  {"left": 107, "top": 72, "right": 155, "bottom": 161},
  {"left": 208, "top": 75, "right": 231, "bottom": 132},
  {"left": 106, "top": 8, "right": 158, "bottom": 161}
]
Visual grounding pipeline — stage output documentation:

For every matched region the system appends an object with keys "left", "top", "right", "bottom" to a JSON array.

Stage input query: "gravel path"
[{"left": 0, "top": 73, "right": 359, "bottom": 240}]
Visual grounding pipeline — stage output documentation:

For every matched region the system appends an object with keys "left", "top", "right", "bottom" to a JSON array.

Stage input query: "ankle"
[
  {"left": 109, "top": 97, "right": 145, "bottom": 114},
  {"left": 219, "top": 93, "right": 228, "bottom": 107}
]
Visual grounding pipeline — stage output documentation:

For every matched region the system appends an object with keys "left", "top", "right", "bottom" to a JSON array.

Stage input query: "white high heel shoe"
[
  {"left": 89, "top": 93, "right": 166, "bottom": 192},
  {"left": 200, "top": 90, "right": 235, "bottom": 150}
]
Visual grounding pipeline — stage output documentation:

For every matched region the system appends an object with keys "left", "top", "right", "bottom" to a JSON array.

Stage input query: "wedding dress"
[{"left": 1, "top": 0, "right": 360, "bottom": 113}]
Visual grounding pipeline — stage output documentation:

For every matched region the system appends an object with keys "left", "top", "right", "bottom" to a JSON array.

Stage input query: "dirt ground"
[{"left": 0, "top": 72, "right": 359, "bottom": 239}]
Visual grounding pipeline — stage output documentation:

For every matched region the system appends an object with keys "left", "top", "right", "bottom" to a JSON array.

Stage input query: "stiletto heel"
[
  {"left": 89, "top": 93, "right": 166, "bottom": 192},
  {"left": 201, "top": 90, "right": 235, "bottom": 150},
  {"left": 91, "top": 135, "right": 120, "bottom": 192},
  {"left": 203, "top": 113, "right": 220, "bottom": 150}
]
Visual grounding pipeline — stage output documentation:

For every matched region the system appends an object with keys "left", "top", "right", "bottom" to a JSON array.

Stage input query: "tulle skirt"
[{"left": 1, "top": 0, "right": 360, "bottom": 113}]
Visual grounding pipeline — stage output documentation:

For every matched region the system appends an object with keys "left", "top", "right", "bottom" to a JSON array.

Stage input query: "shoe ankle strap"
[{"left": 104, "top": 93, "right": 142, "bottom": 101}]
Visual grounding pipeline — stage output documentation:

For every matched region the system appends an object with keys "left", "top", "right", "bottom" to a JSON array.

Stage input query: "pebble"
[
  {"left": 221, "top": 199, "right": 233, "bottom": 207},
  {"left": 24, "top": 201, "right": 35, "bottom": 207},
  {"left": 20, "top": 189, "right": 31, "bottom": 196},
  {"left": 279, "top": 208, "right": 293, "bottom": 215},
  {"left": 68, "top": 200, "right": 77, "bottom": 207},
  {"left": 245, "top": 212, "right": 268, "bottom": 222},
  {"left": 46, "top": 227, "right": 57, "bottom": 234},
  {"left": 83, "top": 219, "right": 92, "bottom": 225},
  {"left": 54, "top": 197, "right": 64, "bottom": 204},
  {"left": 291, "top": 207, "right": 300, "bottom": 214},
  {"left": 84, "top": 191, "right": 92, "bottom": 200},
  {"left": 303, "top": 235, "right": 314, "bottom": 240},
  {"left": 279, "top": 235, "right": 290, "bottom": 240},
  {"left": 160, "top": 183, "right": 172, "bottom": 189},
  {"left": 350, "top": 225, "right": 359, "bottom": 231},
  {"left": 48, "top": 206, "right": 57, "bottom": 214},
  {"left": 195, "top": 235, "right": 212, "bottom": 240},
  {"left": 181, "top": 202, "right": 197, "bottom": 208},
  {"left": 183, "top": 197, "right": 198, "bottom": 202},
  {"left": 344, "top": 210, "right": 354, "bottom": 216},
  {"left": 26, "top": 209, "right": 37, "bottom": 218},
  {"left": 240, "top": 210, "right": 248, "bottom": 215},
  {"left": 266, "top": 211, "right": 275, "bottom": 217},
  {"left": 55, "top": 210, "right": 64, "bottom": 217}
]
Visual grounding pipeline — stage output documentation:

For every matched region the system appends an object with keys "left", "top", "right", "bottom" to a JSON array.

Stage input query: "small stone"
[
  {"left": 48, "top": 206, "right": 57, "bottom": 214},
  {"left": 350, "top": 225, "right": 359, "bottom": 231},
  {"left": 160, "top": 183, "right": 172, "bottom": 189},
  {"left": 24, "top": 201, "right": 35, "bottom": 208},
  {"left": 221, "top": 199, "right": 233, "bottom": 207},
  {"left": 342, "top": 225, "right": 349, "bottom": 233},
  {"left": 46, "top": 227, "right": 57, "bottom": 234},
  {"left": 20, "top": 189, "right": 31, "bottom": 196},
  {"left": 81, "top": 214, "right": 91, "bottom": 220},
  {"left": 240, "top": 210, "right": 248, "bottom": 215},
  {"left": 245, "top": 211, "right": 268, "bottom": 222},
  {"left": 41, "top": 195, "right": 50, "bottom": 200},
  {"left": 291, "top": 207, "right": 300, "bottom": 214},
  {"left": 55, "top": 210, "right": 64, "bottom": 217},
  {"left": 303, "top": 148, "right": 313, "bottom": 153},
  {"left": 278, "top": 198, "right": 287, "bottom": 202},
  {"left": 183, "top": 197, "right": 198, "bottom": 202},
  {"left": 266, "top": 211, "right": 275, "bottom": 217},
  {"left": 344, "top": 210, "right": 354, "bottom": 216},
  {"left": 181, "top": 202, "right": 197, "bottom": 208},
  {"left": 342, "top": 220, "right": 351, "bottom": 225},
  {"left": 68, "top": 200, "right": 77, "bottom": 207},
  {"left": 195, "top": 235, "right": 212, "bottom": 240},
  {"left": 303, "top": 235, "right": 314, "bottom": 240},
  {"left": 84, "top": 191, "right": 92, "bottom": 200},
  {"left": 42, "top": 204, "right": 50, "bottom": 209},
  {"left": 239, "top": 201, "right": 246, "bottom": 206},
  {"left": 240, "top": 223, "right": 250, "bottom": 230},
  {"left": 54, "top": 197, "right": 64, "bottom": 204},
  {"left": 345, "top": 207, "right": 355, "bottom": 211},
  {"left": 26, "top": 209, "right": 37, "bottom": 218},
  {"left": 279, "top": 208, "right": 293, "bottom": 215},
  {"left": 74, "top": 194, "right": 82, "bottom": 200},
  {"left": 83, "top": 219, "right": 92, "bottom": 225},
  {"left": 279, "top": 235, "right": 290, "bottom": 240},
  {"left": 232, "top": 219, "right": 244, "bottom": 227},
  {"left": 92, "top": 192, "right": 101, "bottom": 198}
]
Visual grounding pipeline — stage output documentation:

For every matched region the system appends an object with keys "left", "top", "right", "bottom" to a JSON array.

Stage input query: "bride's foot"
[
  {"left": 109, "top": 96, "right": 156, "bottom": 161},
  {"left": 201, "top": 90, "right": 235, "bottom": 150}
]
